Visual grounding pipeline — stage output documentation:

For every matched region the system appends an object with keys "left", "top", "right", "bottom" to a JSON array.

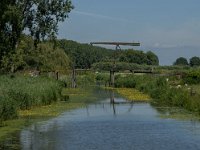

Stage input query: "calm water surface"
[{"left": 2, "top": 90, "right": 200, "bottom": 150}]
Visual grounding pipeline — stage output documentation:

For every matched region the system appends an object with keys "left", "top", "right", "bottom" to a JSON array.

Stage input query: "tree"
[
  {"left": 190, "top": 56, "right": 200, "bottom": 67},
  {"left": 0, "top": 0, "right": 73, "bottom": 72},
  {"left": 57, "top": 40, "right": 113, "bottom": 69},
  {"left": 36, "top": 43, "right": 71, "bottom": 71},
  {"left": 146, "top": 51, "right": 159, "bottom": 65},
  {"left": 173, "top": 57, "right": 188, "bottom": 66},
  {"left": 0, "top": 0, "right": 73, "bottom": 56}
]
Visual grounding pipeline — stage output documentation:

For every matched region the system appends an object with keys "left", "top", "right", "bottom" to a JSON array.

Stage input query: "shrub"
[
  {"left": 0, "top": 96, "right": 17, "bottom": 122},
  {"left": 183, "top": 70, "right": 200, "bottom": 84},
  {"left": 114, "top": 75, "right": 136, "bottom": 88}
]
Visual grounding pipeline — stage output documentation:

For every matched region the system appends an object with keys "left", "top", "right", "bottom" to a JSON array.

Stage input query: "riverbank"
[
  {"left": 0, "top": 87, "right": 97, "bottom": 141},
  {"left": 10, "top": 94, "right": 200, "bottom": 150},
  {"left": 101, "top": 73, "right": 200, "bottom": 118}
]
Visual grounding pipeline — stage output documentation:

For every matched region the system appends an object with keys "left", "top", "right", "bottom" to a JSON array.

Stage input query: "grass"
[
  {"left": 191, "top": 84, "right": 200, "bottom": 94},
  {"left": 19, "top": 102, "right": 84, "bottom": 118}
]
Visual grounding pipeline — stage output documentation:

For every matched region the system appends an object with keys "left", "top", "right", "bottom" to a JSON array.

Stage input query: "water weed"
[{"left": 116, "top": 88, "right": 151, "bottom": 101}]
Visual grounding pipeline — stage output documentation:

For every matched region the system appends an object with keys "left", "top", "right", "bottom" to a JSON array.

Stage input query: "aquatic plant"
[{"left": 116, "top": 88, "right": 151, "bottom": 101}]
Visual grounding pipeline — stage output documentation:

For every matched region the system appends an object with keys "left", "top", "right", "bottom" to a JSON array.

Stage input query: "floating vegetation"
[{"left": 116, "top": 88, "right": 151, "bottom": 101}]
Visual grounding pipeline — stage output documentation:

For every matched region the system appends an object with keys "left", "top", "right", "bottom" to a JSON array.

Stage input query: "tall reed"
[{"left": 0, "top": 75, "right": 64, "bottom": 122}]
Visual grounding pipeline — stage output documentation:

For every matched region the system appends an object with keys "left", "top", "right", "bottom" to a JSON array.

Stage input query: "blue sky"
[{"left": 58, "top": 0, "right": 200, "bottom": 65}]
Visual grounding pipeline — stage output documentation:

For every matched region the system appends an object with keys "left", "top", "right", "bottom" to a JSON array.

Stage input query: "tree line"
[
  {"left": 174, "top": 57, "right": 200, "bottom": 67},
  {"left": 0, "top": 1, "right": 159, "bottom": 73},
  {"left": 57, "top": 39, "right": 159, "bottom": 69}
]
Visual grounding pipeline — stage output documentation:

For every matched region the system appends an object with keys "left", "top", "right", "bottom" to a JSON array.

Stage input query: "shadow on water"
[{"left": 2, "top": 88, "right": 200, "bottom": 150}]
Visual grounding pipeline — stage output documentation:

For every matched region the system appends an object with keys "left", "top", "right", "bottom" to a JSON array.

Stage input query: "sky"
[{"left": 58, "top": 0, "right": 200, "bottom": 65}]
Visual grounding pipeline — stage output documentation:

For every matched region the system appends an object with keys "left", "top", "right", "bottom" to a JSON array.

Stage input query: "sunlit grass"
[
  {"left": 101, "top": 86, "right": 151, "bottom": 101},
  {"left": 19, "top": 102, "right": 84, "bottom": 118},
  {"left": 116, "top": 88, "right": 151, "bottom": 101}
]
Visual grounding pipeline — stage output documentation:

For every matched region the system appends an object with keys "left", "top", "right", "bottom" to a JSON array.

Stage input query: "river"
[{"left": 1, "top": 90, "right": 200, "bottom": 150}]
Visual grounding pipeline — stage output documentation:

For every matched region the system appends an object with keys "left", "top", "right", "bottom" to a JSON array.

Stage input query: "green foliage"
[
  {"left": 190, "top": 56, "right": 200, "bottom": 67},
  {"left": 134, "top": 75, "right": 200, "bottom": 114},
  {"left": 92, "top": 62, "right": 153, "bottom": 72},
  {"left": 0, "top": 0, "right": 73, "bottom": 69},
  {"left": 114, "top": 75, "right": 136, "bottom": 88},
  {"left": 146, "top": 51, "right": 159, "bottom": 65},
  {"left": 0, "top": 0, "right": 73, "bottom": 50},
  {"left": 154, "top": 65, "right": 191, "bottom": 74},
  {"left": 183, "top": 70, "right": 200, "bottom": 84},
  {"left": 57, "top": 40, "right": 159, "bottom": 69},
  {"left": 0, "top": 1, "right": 22, "bottom": 54},
  {"left": 76, "top": 73, "right": 96, "bottom": 87},
  {"left": 108, "top": 74, "right": 200, "bottom": 114},
  {"left": 173, "top": 57, "right": 188, "bottom": 66},
  {"left": 57, "top": 39, "right": 113, "bottom": 69},
  {"left": 35, "top": 43, "right": 71, "bottom": 71},
  {"left": 1, "top": 36, "right": 71, "bottom": 72},
  {"left": 95, "top": 73, "right": 110, "bottom": 82},
  {"left": 0, "top": 97, "right": 17, "bottom": 122},
  {"left": 0, "top": 75, "right": 64, "bottom": 121},
  {"left": 119, "top": 49, "right": 159, "bottom": 65}
]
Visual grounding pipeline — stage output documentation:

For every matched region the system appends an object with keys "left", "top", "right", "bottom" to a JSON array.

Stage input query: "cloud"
[{"left": 73, "top": 10, "right": 134, "bottom": 23}]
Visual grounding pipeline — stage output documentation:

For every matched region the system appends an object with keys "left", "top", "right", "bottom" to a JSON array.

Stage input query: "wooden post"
[
  {"left": 110, "top": 90, "right": 115, "bottom": 103},
  {"left": 71, "top": 68, "right": 76, "bottom": 88},
  {"left": 110, "top": 70, "right": 115, "bottom": 87},
  {"left": 56, "top": 71, "right": 59, "bottom": 80},
  {"left": 110, "top": 90, "right": 116, "bottom": 115}
]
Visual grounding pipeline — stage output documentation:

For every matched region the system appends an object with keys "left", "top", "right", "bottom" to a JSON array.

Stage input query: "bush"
[
  {"left": 183, "top": 70, "right": 200, "bottom": 84},
  {"left": 0, "top": 96, "right": 17, "bottom": 122},
  {"left": 114, "top": 75, "right": 136, "bottom": 88}
]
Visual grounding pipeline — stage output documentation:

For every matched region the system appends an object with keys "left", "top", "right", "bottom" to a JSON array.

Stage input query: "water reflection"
[
  {"left": 19, "top": 101, "right": 200, "bottom": 150},
  {"left": 109, "top": 90, "right": 134, "bottom": 116},
  {"left": 2, "top": 89, "right": 200, "bottom": 150}
]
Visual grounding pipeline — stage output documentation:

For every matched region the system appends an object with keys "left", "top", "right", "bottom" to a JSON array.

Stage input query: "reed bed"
[{"left": 0, "top": 75, "right": 64, "bottom": 122}]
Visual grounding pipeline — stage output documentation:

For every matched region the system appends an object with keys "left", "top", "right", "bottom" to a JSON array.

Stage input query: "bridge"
[{"left": 90, "top": 41, "right": 141, "bottom": 87}]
